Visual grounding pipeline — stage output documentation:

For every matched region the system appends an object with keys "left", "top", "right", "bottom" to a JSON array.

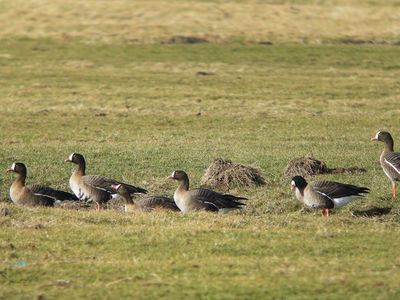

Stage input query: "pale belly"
[
  {"left": 70, "top": 178, "right": 87, "bottom": 200},
  {"left": 173, "top": 192, "right": 188, "bottom": 212},
  {"left": 9, "top": 188, "right": 20, "bottom": 204}
]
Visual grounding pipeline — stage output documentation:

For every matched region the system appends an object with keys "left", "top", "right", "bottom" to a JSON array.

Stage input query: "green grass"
[{"left": 2, "top": 37, "right": 400, "bottom": 299}]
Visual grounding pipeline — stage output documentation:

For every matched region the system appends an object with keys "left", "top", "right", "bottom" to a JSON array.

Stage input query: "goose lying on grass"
[
  {"left": 7, "top": 162, "right": 77, "bottom": 207},
  {"left": 168, "top": 170, "right": 247, "bottom": 213}
]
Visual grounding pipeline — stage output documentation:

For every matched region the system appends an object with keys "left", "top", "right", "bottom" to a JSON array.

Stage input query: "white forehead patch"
[
  {"left": 374, "top": 131, "right": 381, "bottom": 140},
  {"left": 291, "top": 180, "right": 295, "bottom": 186},
  {"left": 171, "top": 171, "right": 176, "bottom": 177},
  {"left": 11, "top": 163, "right": 16, "bottom": 170},
  {"left": 69, "top": 153, "right": 74, "bottom": 161}
]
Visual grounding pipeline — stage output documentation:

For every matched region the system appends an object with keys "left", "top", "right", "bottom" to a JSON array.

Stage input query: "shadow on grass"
[{"left": 351, "top": 206, "right": 392, "bottom": 218}]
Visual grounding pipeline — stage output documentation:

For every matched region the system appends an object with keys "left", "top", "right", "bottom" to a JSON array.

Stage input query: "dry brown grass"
[
  {"left": 284, "top": 155, "right": 329, "bottom": 177},
  {"left": 201, "top": 158, "right": 266, "bottom": 190},
  {"left": 284, "top": 155, "right": 367, "bottom": 178},
  {"left": 1, "top": 0, "right": 400, "bottom": 43}
]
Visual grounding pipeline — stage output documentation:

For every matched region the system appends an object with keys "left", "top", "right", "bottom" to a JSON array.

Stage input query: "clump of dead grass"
[
  {"left": 284, "top": 154, "right": 367, "bottom": 177},
  {"left": 201, "top": 158, "right": 266, "bottom": 191},
  {"left": 284, "top": 155, "right": 329, "bottom": 178}
]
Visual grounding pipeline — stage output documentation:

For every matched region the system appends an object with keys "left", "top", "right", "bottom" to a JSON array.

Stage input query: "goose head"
[
  {"left": 65, "top": 153, "right": 85, "bottom": 165},
  {"left": 111, "top": 184, "right": 130, "bottom": 198},
  {"left": 6, "top": 162, "right": 27, "bottom": 176},
  {"left": 290, "top": 176, "right": 307, "bottom": 191},
  {"left": 167, "top": 170, "right": 188, "bottom": 181},
  {"left": 371, "top": 131, "right": 393, "bottom": 143}
]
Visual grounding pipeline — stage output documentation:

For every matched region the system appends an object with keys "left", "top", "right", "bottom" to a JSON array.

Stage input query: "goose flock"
[{"left": 5, "top": 131, "right": 400, "bottom": 217}]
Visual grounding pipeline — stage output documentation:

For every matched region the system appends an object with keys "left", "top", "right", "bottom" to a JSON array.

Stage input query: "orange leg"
[
  {"left": 321, "top": 208, "right": 330, "bottom": 217},
  {"left": 391, "top": 183, "right": 397, "bottom": 200},
  {"left": 96, "top": 202, "right": 100, "bottom": 212}
]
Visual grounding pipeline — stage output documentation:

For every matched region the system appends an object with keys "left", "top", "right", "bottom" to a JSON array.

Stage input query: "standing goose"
[
  {"left": 290, "top": 176, "right": 370, "bottom": 217},
  {"left": 7, "top": 162, "right": 76, "bottom": 207},
  {"left": 168, "top": 170, "right": 247, "bottom": 213},
  {"left": 371, "top": 131, "right": 400, "bottom": 199},
  {"left": 65, "top": 153, "right": 147, "bottom": 210},
  {"left": 111, "top": 184, "right": 179, "bottom": 212}
]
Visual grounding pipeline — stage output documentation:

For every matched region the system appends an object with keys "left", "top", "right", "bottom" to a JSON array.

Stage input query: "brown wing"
[
  {"left": 29, "top": 184, "right": 78, "bottom": 201},
  {"left": 189, "top": 188, "right": 247, "bottom": 210},
  {"left": 383, "top": 152, "right": 400, "bottom": 180},
  {"left": 28, "top": 193, "right": 55, "bottom": 207},
  {"left": 312, "top": 180, "right": 369, "bottom": 199},
  {"left": 82, "top": 175, "right": 147, "bottom": 194},
  {"left": 138, "top": 196, "right": 180, "bottom": 211},
  {"left": 303, "top": 186, "right": 334, "bottom": 209},
  {"left": 385, "top": 152, "right": 400, "bottom": 168}
]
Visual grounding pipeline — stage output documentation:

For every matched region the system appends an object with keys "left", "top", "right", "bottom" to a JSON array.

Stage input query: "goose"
[
  {"left": 371, "top": 131, "right": 400, "bottom": 199},
  {"left": 290, "top": 176, "right": 369, "bottom": 217},
  {"left": 168, "top": 170, "right": 247, "bottom": 213},
  {"left": 7, "top": 162, "right": 77, "bottom": 207},
  {"left": 65, "top": 153, "right": 147, "bottom": 210},
  {"left": 111, "top": 184, "right": 179, "bottom": 212}
]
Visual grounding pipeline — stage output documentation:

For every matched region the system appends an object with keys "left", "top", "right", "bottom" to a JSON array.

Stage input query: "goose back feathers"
[{"left": 112, "top": 184, "right": 179, "bottom": 212}]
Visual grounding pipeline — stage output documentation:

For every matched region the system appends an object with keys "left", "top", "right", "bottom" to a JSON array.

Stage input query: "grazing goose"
[
  {"left": 65, "top": 153, "right": 147, "bottom": 210},
  {"left": 290, "top": 176, "right": 369, "bottom": 217},
  {"left": 168, "top": 170, "right": 247, "bottom": 213},
  {"left": 371, "top": 131, "right": 400, "bottom": 199},
  {"left": 111, "top": 184, "right": 179, "bottom": 212},
  {"left": 7, "top": 162, "right": 76, "bottom": 207}
]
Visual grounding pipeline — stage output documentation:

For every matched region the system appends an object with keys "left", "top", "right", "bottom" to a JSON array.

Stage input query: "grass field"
[{"left": 1, "top": 0, "right": 400, "bottom": 299}]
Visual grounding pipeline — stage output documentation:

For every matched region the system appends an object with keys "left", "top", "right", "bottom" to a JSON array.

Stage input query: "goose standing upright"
[
  {"left": 65, "top": 153, "right": 147, "bottom": 210},
  {"left": 168, "top": 170, "right": 247, "bottom": 213},
  {"left": 7, "top": 162, "right": 77, "bottom": 207},
  {"left": 111, "top": 184, "right": 179, "bottom": 212},
  {"left": 290, "top": 176, "right": 369, "bottom": 217},
  {"left": 371, "top": 131, "right": 400, "bottom": 199}
]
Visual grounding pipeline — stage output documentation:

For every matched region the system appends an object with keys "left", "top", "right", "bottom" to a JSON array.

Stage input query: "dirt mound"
[
  {"left": 201, "top": 158, "right": 266, "bottom": 191},
  {"left": 284, "top": 155, "right": 367, "bottom": 177},
  {"left": 284, "top": 155, "right": 329, "bottom": 177}
]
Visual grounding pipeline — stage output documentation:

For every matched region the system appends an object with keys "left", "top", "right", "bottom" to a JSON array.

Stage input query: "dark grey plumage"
[
  {"left": 29, "top": 184, "right": 78, "bottom": 201},
  {"left": 111, "top": 184, "right": 179, "bottom": 212},
  {"left": 312, "top": 180, "right": 370, "bottom": 199},
  {"left": 82, "top": 175, "right": 148, "bottom": 195}
]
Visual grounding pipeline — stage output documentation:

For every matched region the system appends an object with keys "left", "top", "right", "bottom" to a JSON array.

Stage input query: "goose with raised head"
[
  {"left": 371, "top": 131, "right": 400, "bottom": 199},
  {"left": 7, "top": 162, "right": 76, "bottom": 207},
  {"left": 65, "top": 153, "right": 147, "bottom": 210}
]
